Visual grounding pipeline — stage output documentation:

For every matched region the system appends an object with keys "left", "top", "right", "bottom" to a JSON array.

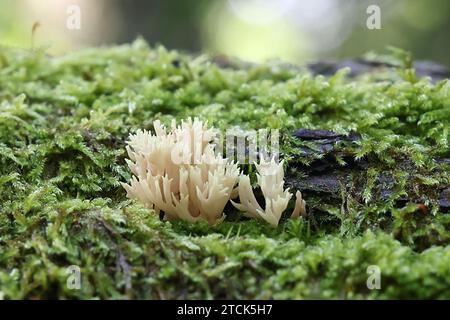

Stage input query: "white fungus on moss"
[
  {"left": 123, "top": 118, "right": 306, "bottom": 226},
  {"left": 122, "top": 117, "right": 239, "bottom": 225},
  {"left": 231, "top": 157, "right": 306, "bottom": 226}
]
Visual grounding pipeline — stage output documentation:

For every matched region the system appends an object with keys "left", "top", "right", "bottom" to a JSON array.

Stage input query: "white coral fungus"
[
  {"left": 231, "top": 157, "right": 306, "bottom": 227},
  {"left": 121, "top": 118, "right": 239, "bottom": 225},
  {"left": 122, "top": 118, "right": 306, "bottom": 226}
]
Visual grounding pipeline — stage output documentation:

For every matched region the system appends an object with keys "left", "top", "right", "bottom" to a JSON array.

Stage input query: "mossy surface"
[{"left": 0, "top": 39, "right": 449, "bottom": 299}]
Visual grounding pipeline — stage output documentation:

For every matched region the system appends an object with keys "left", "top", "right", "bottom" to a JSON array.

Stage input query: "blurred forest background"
[{"left": 1, "top": 0, "right": 449, "bottom": 66}]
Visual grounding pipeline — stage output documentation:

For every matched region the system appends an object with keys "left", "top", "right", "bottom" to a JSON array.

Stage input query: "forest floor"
[{"left": 0, "top": 40, "right": 449, "bottom": 299}]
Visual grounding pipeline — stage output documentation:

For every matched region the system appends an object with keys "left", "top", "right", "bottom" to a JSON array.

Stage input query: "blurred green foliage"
[{"left": 1, "top": 0, "right": 449, "bottom": 66}]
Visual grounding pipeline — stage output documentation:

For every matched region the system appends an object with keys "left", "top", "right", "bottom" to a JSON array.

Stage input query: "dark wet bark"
[
  {"left": 285, "top": 128, "right": 449, "bottom": 213},
  {"left": 307, "top": 59, "right": 450, "bottom": 82},
  {"left": 213, "top": 55, "right": 450, "bottom": 82}
]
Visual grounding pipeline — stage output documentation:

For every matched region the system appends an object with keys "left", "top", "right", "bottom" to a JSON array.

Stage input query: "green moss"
[{"left": 0, "top": 39, "right": 449, "bottom": 299}]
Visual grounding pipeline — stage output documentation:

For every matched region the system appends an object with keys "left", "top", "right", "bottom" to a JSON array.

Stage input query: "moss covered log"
[{"left": 0, "top": 39, "right": 449, "bottom": 299}]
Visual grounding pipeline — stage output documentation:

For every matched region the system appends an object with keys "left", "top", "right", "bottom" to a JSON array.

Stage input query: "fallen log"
[
  {"left": 212, "top": 55, "right": 450, "bottom": 214},
  {"left": 286, "top": 128, "right": 449, "bottom": 213}
]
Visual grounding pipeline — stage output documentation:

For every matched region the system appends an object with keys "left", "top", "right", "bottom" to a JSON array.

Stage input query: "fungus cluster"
[
  {"left": 122, "top": 118, "right": 306, "bottom": 226},
  {"left": 231, "top": 158, "right": 306, "bottom": 226}
]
